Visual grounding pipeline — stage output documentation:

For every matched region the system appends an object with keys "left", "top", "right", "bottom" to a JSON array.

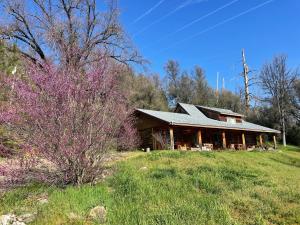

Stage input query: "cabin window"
[
  {"left": 227, "top": 117, "right": 236, "bottom": 124},
  {"left": 236, "top": 118, "right": 242, "bottom": 123}
]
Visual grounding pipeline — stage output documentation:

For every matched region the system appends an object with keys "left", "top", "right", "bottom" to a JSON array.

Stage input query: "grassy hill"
[{"left": 1, "top": 146, "right": 300, "bottom": 225}]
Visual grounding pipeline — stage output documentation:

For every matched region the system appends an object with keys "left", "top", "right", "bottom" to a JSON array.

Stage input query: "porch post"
[
  {"left": 242, "top": 133, "right": 246, "bottom": 149},
  {"left": 222, "top": 131, "right": 226, "bottom": 149},
  {"left": 259, "top": 134, "right": 263, "bottom": 147},
  {"left": 197, "top": 130, "right": 202, "bottom": 146},
  {"left": 273, "top": 135, "right": 277, "bottom": 149},
  {"left": 169, "top": 127, "right": 174, "bottom": 150}
]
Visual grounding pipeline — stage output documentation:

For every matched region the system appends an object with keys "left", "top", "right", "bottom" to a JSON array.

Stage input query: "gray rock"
[
  {"left": 0, "top": 214, "right": 16, "bottom": 225},
  {"left": 0, "top": 214, "right": 26, "bottom": 225},
  {"left": 18, "top": 213, "right": 36, "bottom": 223},
  {"left": 89, "top": 206, "right": 106, "bottom": 224},
  {"left": 12, "top": 222, "right": 26, "bottom": 225},
  {"left": 67, "top": 212, "right": 82, "bottom": 221}
]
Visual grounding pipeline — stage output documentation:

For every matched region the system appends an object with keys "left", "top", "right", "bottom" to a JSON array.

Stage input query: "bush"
[{"left": 0, "top": 60, "right": 138, "bottom": 187}]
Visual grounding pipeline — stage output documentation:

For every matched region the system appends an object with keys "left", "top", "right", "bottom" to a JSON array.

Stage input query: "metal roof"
[
  {"left": 136, "top": 103, "right": 280, "bottom": 133},
  {"left": 197, "top": 105, "right": 244, "bottom": 117}
]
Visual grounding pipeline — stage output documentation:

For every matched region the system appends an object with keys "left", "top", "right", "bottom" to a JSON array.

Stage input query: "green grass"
[{"left": 1, "top": 146, "right": 300, "bottom": 225}]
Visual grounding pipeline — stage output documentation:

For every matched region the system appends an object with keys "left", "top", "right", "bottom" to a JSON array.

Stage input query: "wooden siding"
[
  {"left": 199, "top": 108, "right": 220, "bottom": 120},
  {"left": 198, "top": 107, "right": 243, "bottom": 123}
]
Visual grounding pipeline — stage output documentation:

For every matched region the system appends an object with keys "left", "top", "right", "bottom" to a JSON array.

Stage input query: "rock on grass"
[{"left": 89, "top": 206, "right": 106, "bottom": 224}]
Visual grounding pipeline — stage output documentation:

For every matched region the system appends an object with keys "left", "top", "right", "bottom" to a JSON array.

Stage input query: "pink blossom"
[{"left": 0, "top": 59, "right": 138, "bottom": 186}]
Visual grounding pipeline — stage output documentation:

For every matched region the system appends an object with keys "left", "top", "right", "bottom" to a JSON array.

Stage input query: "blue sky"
[{"left": 119, "top": 0, "right": 300, "bottom": 92}]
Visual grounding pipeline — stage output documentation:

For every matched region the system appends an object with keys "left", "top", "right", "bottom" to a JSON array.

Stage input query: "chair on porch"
[
  {"left": 191, "top": 144, "right": 202, "bottom": 151},
  {"left": 202, "top": 143, "right": 213, "bottom": 151},
  {"left": 236, "top": 144, "right": 244, "bottom": 150},
  {"left": 229, "top": 144, "right": 235, "bottom": 150},
  {"left": 178, "top": 144, "right": 187, "bottom": 151}
]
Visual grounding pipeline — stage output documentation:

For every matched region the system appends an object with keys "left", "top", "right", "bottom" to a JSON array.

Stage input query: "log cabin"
[{"left": 135, "top": 103, "right": 280, "bottom": 151}]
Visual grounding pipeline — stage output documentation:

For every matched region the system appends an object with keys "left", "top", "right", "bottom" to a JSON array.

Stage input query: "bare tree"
[
  {"left": 241, "top": 49, "right": 250, "bottom": 114},
  {"left": 240, "top": 49, "right": 260, "bottom": 115},
  {"left": 259, "top": 55, "right": 298, "bottom": 146},
  {"left": 0, "top": 0, "right": 143, "bottom": 68}
]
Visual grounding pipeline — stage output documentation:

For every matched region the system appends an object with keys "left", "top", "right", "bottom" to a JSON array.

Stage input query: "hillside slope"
[{"left": 1, "top": 146, "right": 300, "bottom": 225}]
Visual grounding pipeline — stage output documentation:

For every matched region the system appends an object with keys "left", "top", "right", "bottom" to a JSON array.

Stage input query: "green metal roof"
[{"left": 136, "top": 103, "right": 280, "bottom": 134}]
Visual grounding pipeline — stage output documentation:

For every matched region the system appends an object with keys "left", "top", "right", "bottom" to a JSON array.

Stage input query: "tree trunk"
[
  {"left": 242, "top": 49, "right": 250, "bottom": 114},
  {"left": 282, "top": 117, "right": 286, "bottom": 147}
]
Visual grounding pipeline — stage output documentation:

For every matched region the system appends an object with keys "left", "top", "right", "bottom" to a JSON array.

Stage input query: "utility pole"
[
  {"left": 216, "top": 72, "right": 219, "bottom": 104},
  {"left": 241, "top": 49, "right": 250, "bottom": 114},
  {"left": 222, "top": 77, "right": 225, "bottom": 92}
]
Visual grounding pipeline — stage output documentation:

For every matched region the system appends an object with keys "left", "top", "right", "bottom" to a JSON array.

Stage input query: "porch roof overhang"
[{"left": 136, "top": 106, "right": 280, "bottom": 134}]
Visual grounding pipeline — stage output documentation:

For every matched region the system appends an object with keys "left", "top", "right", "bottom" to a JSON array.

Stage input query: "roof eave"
[
  {"left": 135, "top": 109, "right": 172, "bottom": 124},
  {"left": 170, "top": 122, "right": 281, "bottom": 134}
]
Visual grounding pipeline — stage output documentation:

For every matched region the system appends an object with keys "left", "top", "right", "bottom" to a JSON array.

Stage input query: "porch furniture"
[
  {"left": 247, "top": 145, "right": 255, "bottom": 151},
  {"left": 229, "top": 144, "right": 235, "bottom": 150},
  {"left": 176, "top": 141, "right": 192, "bottom": 150},
  {"left": 191, "top": 147, "right": 201, "bottom": 151},
  {"left": 236, "top": 144, "right": 244, "bottom": 150},
  {"left": 178, "top": 144, "right": 187, "bottom": 151},
  {"left": 178, "top": 143, "right": 192, "bottom": 150},
  {"left": 203, "top": 143, "right": 213, "bottom": 151}
]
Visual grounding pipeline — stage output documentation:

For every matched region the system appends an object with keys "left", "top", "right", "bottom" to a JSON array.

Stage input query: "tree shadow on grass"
[
  {"left": 270, "top": 155, "right": 300, "bottom": 168},
  {"left": 281, "top": 145, "right": 300, "bottom": 152}
]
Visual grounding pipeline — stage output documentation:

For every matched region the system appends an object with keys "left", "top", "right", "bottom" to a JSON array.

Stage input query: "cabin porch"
[{"left": 150, "top": 126, "right": 276, "bottom": 151}]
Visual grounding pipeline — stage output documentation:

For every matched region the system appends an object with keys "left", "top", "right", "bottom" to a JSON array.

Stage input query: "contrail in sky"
[
  {"left": 133, "top": 0, "right": 166, "bottom": 24},
  {"left": 154, "top": 0, "right": 239, "bottom": 44},
  {"left": 133, "top": 0, "right": 205, "bottom": 37},
  {"left": 174, "top": 0, "right": 239, "bottom": 34},
  {"left": 161, "top": 0, "right": 274, "bottom": 52}
]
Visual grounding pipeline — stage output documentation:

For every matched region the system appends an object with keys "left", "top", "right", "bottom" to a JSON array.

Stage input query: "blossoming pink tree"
[{"left": 0, "top": 60, "right": 138, "bottom": 186}]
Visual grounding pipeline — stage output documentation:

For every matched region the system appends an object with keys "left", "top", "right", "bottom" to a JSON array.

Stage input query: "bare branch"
[{"left": 0, "top": 0, "right": 143, "bottom": 68}]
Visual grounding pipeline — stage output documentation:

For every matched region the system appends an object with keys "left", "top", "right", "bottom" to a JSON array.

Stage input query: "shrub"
[{"left": 0, "top": 60, "right": 138, "bottom": 187}]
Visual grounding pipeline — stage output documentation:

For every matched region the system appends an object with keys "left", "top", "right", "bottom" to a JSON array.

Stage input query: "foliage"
[
  {"left": 0, "top": 60, "right": 138, "bottom": 186},
  {"left": 121, "top": 70, "right": 168, "bottom": 111},
  {"left": 164, "top": 60, "right": 182, "bottom": 106},
  {"left": 164, "top": 59, "right": 243, "bottom": 112},
  {"left": 164, "top": 60, "right": 200, "bottom": 106},
  {"left": 0, "top": 127, "right": 18, "bottom": 158},
  {"left": 0, "top": 40, "right": 21, "bottom": 157},
  {"left": 117, "top": 69, "right": 168, "bottom": 111},
  {"left": 287, "top": 125, "right": 300, "bottom": 146},
  {"left": 1, "top": 147, "right": 300, "bottom": 224},
  {"left": 247, "top": 106, "right": 280, "bottom": 130},
  {"left": 0, "top": 41, "right": 20, "bottom": 75},
  {"left": 217, "top": 90, "right": 243, "bottom": 114},
  {"left": 291, "top": 79, "right": 300, "bottom": 121},
  {"left": 192, "top": 66, "right": 216, "bottom": 106}
]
